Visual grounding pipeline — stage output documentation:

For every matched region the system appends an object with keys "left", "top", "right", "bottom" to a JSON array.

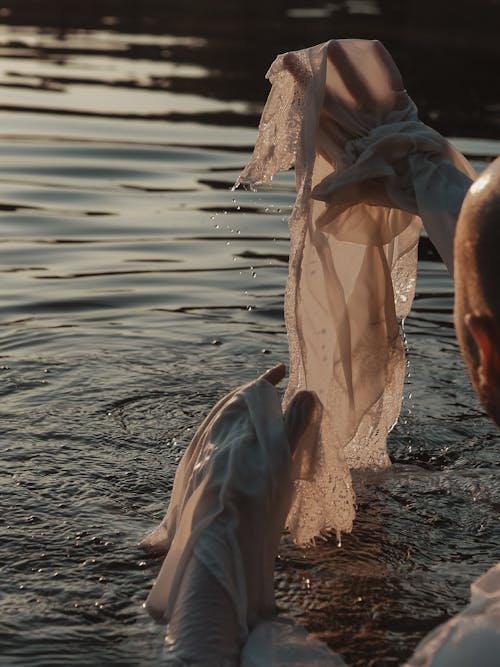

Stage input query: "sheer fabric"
[
  {"left": 141, "top": 374, "right": 319, "bottom": 654},
  {"left": 235, "top": 39, "right": 476, "bottom": 542}
]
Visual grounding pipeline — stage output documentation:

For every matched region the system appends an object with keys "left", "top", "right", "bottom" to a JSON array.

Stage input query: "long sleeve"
[{"left": 404, "top": 563, "right": 500, "bottom": 667}]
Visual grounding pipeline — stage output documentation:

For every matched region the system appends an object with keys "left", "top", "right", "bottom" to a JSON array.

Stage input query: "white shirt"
[{"left": 404, "top": 563, "right": 500, "bottom": 667}]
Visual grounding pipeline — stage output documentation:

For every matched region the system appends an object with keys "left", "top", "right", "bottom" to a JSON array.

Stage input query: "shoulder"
[{"left": 404, "top": 563, "right": 500, "bottom": 667}]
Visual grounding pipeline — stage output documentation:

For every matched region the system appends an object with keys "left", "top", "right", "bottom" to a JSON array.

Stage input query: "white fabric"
[
  {"left": 241, "top": 617, "right": 347, "bottom": 666},
  {"left": 235, "top": 39, "right": 476, "bottom": 542},
  {"left": 404, "top": 563, "right": 500, "bottom": 667},
  {"left": 141, "top": 374, "right": 318, "bottom": 655}
]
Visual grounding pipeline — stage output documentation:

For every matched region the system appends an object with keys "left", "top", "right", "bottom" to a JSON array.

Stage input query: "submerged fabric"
[
  {"left": 235, "top": 39, "right": 476, "bottom": 542},
  {"left": 141, "top": 375, "right": 317, "bottom": 650},
  {"left": 404, "top": 562, "right": 500, "bottom": 667},
  {"left": 241, "top": 617, "right": 347, "bottom": 666}
]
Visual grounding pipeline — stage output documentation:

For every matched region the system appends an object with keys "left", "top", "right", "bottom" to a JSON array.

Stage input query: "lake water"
[{"left": 0, "top": 4, "right": 499, "bottom": 666}]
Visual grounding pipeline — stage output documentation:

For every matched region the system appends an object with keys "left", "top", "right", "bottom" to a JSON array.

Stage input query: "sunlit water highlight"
[{"left": 0, "top": 20, "right": 498, "bottom": 667}]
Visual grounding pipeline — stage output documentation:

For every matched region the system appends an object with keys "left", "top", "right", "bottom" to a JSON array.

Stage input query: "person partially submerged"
[
  {"left": 139, "top": 41, "right": 498, "bottom": 666},
  {"left": 140, "top": 364, "right": 327, "bottom": 665},
  {"left": 401, "top": 157, "right": 500, "bottom": 667},
  {"left": 139, "top": 161, "right": 500, "bottom": 667}
]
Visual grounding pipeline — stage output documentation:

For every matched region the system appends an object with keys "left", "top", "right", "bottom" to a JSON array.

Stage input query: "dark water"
[{"left": 0, "top": 4, "right": 499, "bottom": 666}]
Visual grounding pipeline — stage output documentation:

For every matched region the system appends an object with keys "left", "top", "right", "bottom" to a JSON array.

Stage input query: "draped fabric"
[
  {"left": 140, "top": 374, "right": 319, "bottom": 650},
  {"left": 235, "top": 39, "right": 476, "bottom": 542},
  {"left": 404, "top": 563, "right": 500, "bottom": 667},
  {"left": 241, "top": 617, "right": 347, "bottom": 666}
]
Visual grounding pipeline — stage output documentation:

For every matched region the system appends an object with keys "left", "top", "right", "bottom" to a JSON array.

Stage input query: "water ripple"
[{"left": 0, "top": 16, "right": 498, "bottom": 667}]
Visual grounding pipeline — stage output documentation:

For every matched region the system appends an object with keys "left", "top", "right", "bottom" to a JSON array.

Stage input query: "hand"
[{"left": 260, "top": 362, "right": 286, "bottom": 386}]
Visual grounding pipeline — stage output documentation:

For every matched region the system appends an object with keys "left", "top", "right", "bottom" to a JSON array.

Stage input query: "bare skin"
[
  {"left": 261, "top": 363, "right": 317, "bottom": 454},
  {"left": 454, "top": 157, "right": 500, "bottom": 425}
]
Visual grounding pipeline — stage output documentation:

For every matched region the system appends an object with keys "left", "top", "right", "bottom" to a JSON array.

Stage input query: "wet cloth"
[
  {"left": 241, "top": 617, "right": 347, "bottom": 666},
  {"left": 141, "top": 373, "right": 318, "bottom": 660},
  {"left": 235, "top": 39, "right": 476, "bottom": 542},
  {"left": 404, "top": 563, "right": 500, "bottom": 667}
]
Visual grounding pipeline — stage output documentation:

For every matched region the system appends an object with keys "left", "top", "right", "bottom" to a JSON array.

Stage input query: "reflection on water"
[
  {"left": 1, "top": 0, "right": 499, "bottom": 134},
  {"left": 0, "top": 8, "right": 499, "bottom": 667}
]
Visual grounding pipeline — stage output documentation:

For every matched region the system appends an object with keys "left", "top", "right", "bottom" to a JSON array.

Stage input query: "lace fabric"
[{"left": 236, "top": 39, "right": 476, "bottom": 542}]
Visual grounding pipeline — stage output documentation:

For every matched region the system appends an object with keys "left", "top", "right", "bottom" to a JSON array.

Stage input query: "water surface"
[{"left": 0, "top": 9, "right": 499, "bottom": 667}]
